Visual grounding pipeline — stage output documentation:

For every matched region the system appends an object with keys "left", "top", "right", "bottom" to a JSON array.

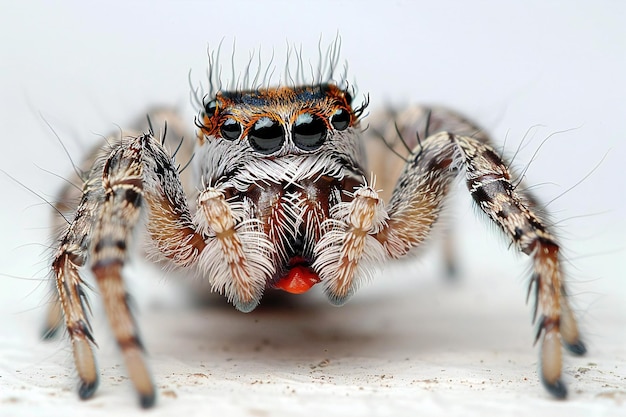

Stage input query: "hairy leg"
[
  {"left": 51, "top": 125, "right": 276, "bottom": 405},
  {"left": 364, "top": 106, "right": 489, "bottom": 276},
  {"left": 43, "top": 109, "right": 195, "bottom": 339},
  {"left": 378, "top": 131, "right": 585, "bottom": 397},
  {"left": 50, "top": 131, "right": 200, "bottom": 407}
]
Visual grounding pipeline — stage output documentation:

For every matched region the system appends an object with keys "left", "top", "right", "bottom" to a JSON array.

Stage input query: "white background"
[{"left": 0, "top": 1, "right": 624, "bottom": 416}]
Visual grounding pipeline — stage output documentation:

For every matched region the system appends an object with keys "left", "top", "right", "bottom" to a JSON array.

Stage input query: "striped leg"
[
  {"left": 317, "top": 106, "right": 493, "bottom": 303},
  {"left": 89, "top": 137, "right": 157, "bottom": 408},
  {"left": 44, "top": 167, "right": 88, "bottom": 340},
  {"left": 457, "top": 134, "right": 586, "bottom": 397},
  {"left": 51, "top": 130, "right": 275, "bottom": 406},
  {"left": 377, "top": 131, "right": 585, "bottom": 398},
  {"left": 43, "top": 109, "right": 196, "bottom": 340},
  {"left": 52, "top": 169, "right": 107, "bottom": 399},
  {"left": 51, "top": 133, "right": 204, "bottom": 408},
  {"left": 364, "top": 105, "right": 490, "bottom": 276}
]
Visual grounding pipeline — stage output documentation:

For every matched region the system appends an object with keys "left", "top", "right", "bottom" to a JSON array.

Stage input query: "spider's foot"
[
  {"left": 559, "top": 301, "right": 586, "bottom": 356},
  {"left": 78, "top": 377, "right": 99, "bottom": 400},
  {"left": 139, "top": 391, "right": 157, "bottom": 409},
  {"left": 540, "top": 325, "right": 568, "bottom": 399},
  {"left": 324, "top": 288, "right": 354, "bottom": 307},
  {"left": 541, "top": 376, "right": 567, "bottom": 399},
  {"left": 123, "top": 346, "right": 157, "bottom": 408},
  {"left": 444, "top": 258, "right": 458, "bottom": 281},
  {"left": 564, "top": 339, "right": 587, "bottom": 356},
  {"left": 234, "top": 298, "right": 261, "bottom": 313}
]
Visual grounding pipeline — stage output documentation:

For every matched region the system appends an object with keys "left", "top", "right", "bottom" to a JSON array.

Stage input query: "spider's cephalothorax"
[
  {"left": 192, "top": 83, "right": 376, "bottom": 310},
  {"left": 44, "top": 47, "right": 586, "bottom": 408}
]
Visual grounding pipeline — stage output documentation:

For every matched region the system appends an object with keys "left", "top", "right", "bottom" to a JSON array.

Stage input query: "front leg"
[
  {"left": 378, "top": 131, "right": 585, "bottom": 397},
  {"left": 52, "top": 133, "right": 198, "bottom": 407},
  {"left": 43, "top": 109, "right": 196, "bottom": 339},
  {"left": 365, "top": 105, "right": 491, "bottom": 276},
  {"left": 52, "top": 132, "right": 274, "bottom": 407}
]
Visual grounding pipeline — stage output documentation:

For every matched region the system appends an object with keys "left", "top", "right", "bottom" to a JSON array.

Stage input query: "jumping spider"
[{"left": 43, "top": 45, "right": 586, "bottom": 408}]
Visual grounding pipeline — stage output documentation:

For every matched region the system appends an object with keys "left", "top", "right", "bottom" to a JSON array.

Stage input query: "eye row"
[{"left": 205, "top": 102, "right": 351, "bottom": 154}]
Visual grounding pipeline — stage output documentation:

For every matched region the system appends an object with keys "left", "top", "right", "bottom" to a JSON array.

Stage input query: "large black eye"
[
  {"left": 249, "top": 117, "right": 285, "bottom": 154},
  {"left": 293, "top": 113, "right": 327, "bottom": 151},
  {"left": 330, "top": 108, "right": 350, "bottom": 131},
  {"left": 220, "top": 118, "right": 242, "bottom": 141},
  {"left": 204, "top": 99, "right": 218, "bottom": 116}
]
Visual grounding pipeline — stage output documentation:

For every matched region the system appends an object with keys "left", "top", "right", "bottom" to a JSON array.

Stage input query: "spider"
[{"left": 43, "top": 44, "right": 586, "bottom": 408}]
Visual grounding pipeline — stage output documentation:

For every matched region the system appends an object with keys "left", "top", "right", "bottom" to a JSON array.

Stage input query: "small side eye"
[
  {"left": 293, "top": 113, "right": 327, "bottom": 151},
  {"left": 343, "top": 91, "right": 353, "bottom": 105},
  {"left": 330, "top": 108, "right": 350, "bottom": 131},
  {"left": 220, "top": 118, "right": 242, "bottom": 141},
  {"left": 204, "top": 99, "right": 218, "bottom": 116},
  {"left": 249, "top": 117, "right": 285, "bottom": 154}
]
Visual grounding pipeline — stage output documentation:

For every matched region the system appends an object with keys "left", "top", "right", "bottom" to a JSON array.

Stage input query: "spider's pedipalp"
[
  {"left": 194, "top": 188, "right": 275, "bottom": 312},
  {"left": 314, "top": 184, "right": 388, "bottom": 305}
]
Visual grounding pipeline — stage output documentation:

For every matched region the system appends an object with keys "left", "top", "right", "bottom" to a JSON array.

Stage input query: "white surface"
[{"left": 1, "top": 1, "right": 625, "bottom": 416}]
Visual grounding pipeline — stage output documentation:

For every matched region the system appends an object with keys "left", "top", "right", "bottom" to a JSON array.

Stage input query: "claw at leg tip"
[
  {"left": 541, "top": 377, "right": 567, "bottom": 399},
  {"left": 565, "top": 340, "right": 587, "bottom": 356},
  {"left": 139, "top": 391, "right": 156, "bottom": 409},
  {"left": 444, "top": 261, "right": 458, "bottom": 281},
  {"left": 324, "top": 288, "right": 354, "bottom": 306},
  {"left": 78, "top": 378, "right": 99, "bottom": 400},
  {"left": 234, "top": 298, "right": 260, "bottom": 313}
]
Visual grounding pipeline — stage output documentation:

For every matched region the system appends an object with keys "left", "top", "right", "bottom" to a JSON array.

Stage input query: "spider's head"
[
  {"left": 195, "top": 83, "right": 365, "bottom": 156},
  {"left": 189, "top": 42, "right": 371, "bottom": 307},
  {"left": 192, "top": 83, "right": 371, "bottom": 305}
]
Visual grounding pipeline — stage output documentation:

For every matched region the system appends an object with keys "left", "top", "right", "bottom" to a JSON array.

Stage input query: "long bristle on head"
[{"left": 191, "top": 37, "right": 362, "bottom": 116}]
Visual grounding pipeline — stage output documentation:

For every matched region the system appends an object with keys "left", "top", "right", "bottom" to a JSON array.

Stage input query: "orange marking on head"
[{"left": 197, "top": 83, "right": 360, "bottom": 144}]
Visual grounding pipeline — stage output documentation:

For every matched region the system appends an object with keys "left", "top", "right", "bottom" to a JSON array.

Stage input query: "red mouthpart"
[{"left": 275, "top": 258, "right": 320, "bottom": 294}]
